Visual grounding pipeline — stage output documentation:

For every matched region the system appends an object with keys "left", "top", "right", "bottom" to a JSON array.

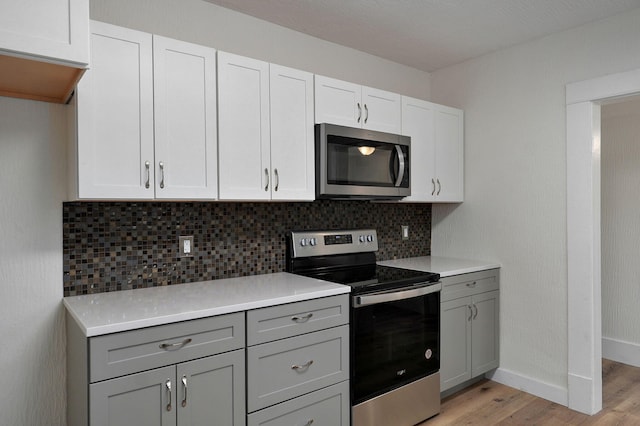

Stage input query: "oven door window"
[
  {"left": 327, "top": 135, "right": 408, "bottom": 188},
  {"left": 352, "top": 291, "right": 440, "bottom": 404}
]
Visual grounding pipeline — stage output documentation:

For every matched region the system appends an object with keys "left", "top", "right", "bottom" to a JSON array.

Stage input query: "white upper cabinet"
[
  {"left": 401, "top": 96, "right": 464, "bottom": 203},
  {"left": 217, "top": 51, "right": 271, "bottom": 200},
  {"left": 74, "top": 21, "right": 218, "bottom": 200},
  {"left": 434, "top": 104, "right": 464, "bottom": 202},
  {"left": 401, "top": 97, "right": 436, "bottom": 202},
  {"left": 315, "top": 75, "right": 401, "bottom": 133},
  {"left": 218, "top": 52, "right": 315, "bottom": 201},
  {"left": 269, "top": 64, "right": 315, "bottom": 201},
  {"left": 0, "top": 0, "right": 89, "bottom": 103},
  {"left": 153, "top": 36, "right": 218, "bottom": 200},
  {"left": 76, "top": 21, "right": 155, "bottom": 199}
]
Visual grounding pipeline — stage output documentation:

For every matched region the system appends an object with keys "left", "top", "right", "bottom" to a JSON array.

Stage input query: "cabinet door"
[
  {"left": 434, "top": 105, "right": 464, "bottom": 202},
  {"left": 361, "top": 86, "right": 401, "bottom": 133},
  {"left": 401, "top": 96, "right": 436, "bottom": 202},
  {"left": 177, "top": 350, "right": 246, "bottom": 426},
  {"left": 218, "top": 51, "right": 270, "bottom": 200},
  {"left": 471, "top": 290, "right": 500, "bottom": 377},
  {"left": 0, "top": 0, "right": 89, "bottom": 65},
  {"left": 89, "top": 366, "right": 176, "bottom": 426},
  {"left": 76, "top": 21, "right": 154, "bottom": 199},
  {"left": 269, "top": 64, "right": 315, "bottom": 201},
  {"left": 440, "top": 297, "right": 472, "bottom": 391},
  {"left": 153, "top": 36, "right": 218, "bottom": 200},
  {"left": 314, "top": 75, "right": 362, "bottom": 127}
]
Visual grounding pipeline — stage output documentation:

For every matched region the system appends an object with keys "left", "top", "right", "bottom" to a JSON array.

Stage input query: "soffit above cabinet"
[
  {"left": 0, "top": 0, "right": 89, "bottom": 103},
  {"left": 0, "top": 54, "right": 85, "bottom": 103}
]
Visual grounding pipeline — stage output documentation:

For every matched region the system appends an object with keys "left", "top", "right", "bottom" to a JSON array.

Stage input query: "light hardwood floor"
[{"left": 421, "top": 359, "right": 640, "bottom": 425}]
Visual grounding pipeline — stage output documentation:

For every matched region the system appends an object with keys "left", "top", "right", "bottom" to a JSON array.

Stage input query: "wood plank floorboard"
[{"left": 421, "top": 359, "right": 640, "bottom": 425}]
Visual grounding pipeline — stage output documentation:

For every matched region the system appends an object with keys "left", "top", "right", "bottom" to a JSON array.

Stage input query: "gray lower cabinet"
[
  {"left": 89, "top": 350, "right": 245, "bottom": 426},
  {"left": 68, "top": 312, "right": 246, "bottom": 426},
  {"left": 68, "top": 295, "right": 349, "bottom": 426},
  {"left": 440, "top": 269, "right": 500, "bottom": 392},
  {"left": 246, "top": 295, "right": 350, "bottom": 425}
]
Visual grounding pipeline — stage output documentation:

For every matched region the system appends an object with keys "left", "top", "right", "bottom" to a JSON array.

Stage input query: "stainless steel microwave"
[{"left": 315, "top": 123, "right": 411, "bottom": 199}]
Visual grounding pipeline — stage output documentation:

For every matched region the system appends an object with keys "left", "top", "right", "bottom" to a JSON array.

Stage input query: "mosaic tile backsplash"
[{"left": 63, "top": 200, "right": 431, "bottom": 296}]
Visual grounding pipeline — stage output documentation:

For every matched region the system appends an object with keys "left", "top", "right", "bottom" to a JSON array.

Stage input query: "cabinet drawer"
[
  {"left": 248, "top": 380, "right": 350, "bottom": 426},
  {"left": 247, "top": 325, "right": 349, "bottom": 412},
  {"left": 89, "top": 312, "right": 245, "bottom": 382},
  {"left": 247, "top": 295, "right": 349, "bottom": 346},
  {"left": 441, "top": 269, "right": 499, "bottom": 302}
]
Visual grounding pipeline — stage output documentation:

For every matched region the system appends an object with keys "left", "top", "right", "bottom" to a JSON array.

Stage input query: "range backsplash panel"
[{"left": 63, "top": 201, "right": 431, "bottom": 296}]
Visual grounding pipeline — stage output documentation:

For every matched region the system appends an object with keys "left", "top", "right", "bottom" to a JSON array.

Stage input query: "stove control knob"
[
  {"left": 367, "top": 235, "right": 374, "bottom": 242},
  {"left": 300, "top": 239, "right": 307, "bottom": 247},
  {"left": 359, "top": 235, "right": 365, "bottom": 243},
  {"left": 309, "top": 238, "right": 317, "bottom": 246}
]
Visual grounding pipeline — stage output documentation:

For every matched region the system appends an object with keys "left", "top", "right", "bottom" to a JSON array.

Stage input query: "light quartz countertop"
[
  {"left": 377, "top": 256, "right": 500, "bottom": 277},
  {"left": 64, "top": 272, "right": 350, "bottom": 337}
]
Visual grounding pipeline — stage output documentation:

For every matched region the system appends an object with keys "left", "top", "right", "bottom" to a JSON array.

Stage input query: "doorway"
[{"left": 566, "top": 68, "right": 640, "bottom": 414}]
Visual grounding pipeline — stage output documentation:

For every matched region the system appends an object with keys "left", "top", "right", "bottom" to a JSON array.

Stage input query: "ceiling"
[{"left": 204, "top": 0, "right": 640, "bottom": 72}]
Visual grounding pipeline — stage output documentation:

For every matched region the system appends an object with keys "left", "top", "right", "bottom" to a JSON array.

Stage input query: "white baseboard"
[
  {"left": 602, "top": 337, "right": 640, "bottom": 368},
  {"left": 486, "top": 368, "right": 568, "bottom": 407}
]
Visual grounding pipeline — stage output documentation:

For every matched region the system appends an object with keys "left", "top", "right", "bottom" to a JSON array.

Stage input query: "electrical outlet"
[
  {"left": 179, "top": 236, "right": 194, "bottom": 258},
  {"left": 401, "top": 225, "right": 409, "bottom": 240}
]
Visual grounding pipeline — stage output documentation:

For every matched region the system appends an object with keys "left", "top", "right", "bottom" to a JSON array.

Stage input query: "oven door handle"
[{"left": 353, "top": 282, "right": 442, "bottom": 308}]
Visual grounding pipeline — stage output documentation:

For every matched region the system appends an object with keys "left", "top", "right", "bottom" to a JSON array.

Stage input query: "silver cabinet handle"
[
  {"left": 357, "top": 103, "right": 362, "bottom": 123},
  {"left": 473, "top": 304, "right": 478, "bottom": 320},
  {"left": 291, "top": 313, "right": 313, "bottom": 323},
  {"left": 181, "top": 375, "right": 188, "bottom": 408},
  {"left": 159, "top": 161, "right": 165, "bottom": 189},
  {"left": 274, "top": 168, "right": 279, "bottom": 192},
  {"left": 468, "top": 305, "right": 473, "bottom": 321},
  {"left": 145, "top": 161, "right": 150, "bottom": 189},
  {"left": 466, "top": 281, "right": 477, "bottom": 288},
  {"left": 165, "top": 379, "right": 172, "bottom": 412},
  {"left": 159, "top": 338, "right": 192, "bottom": 351},
  {"left": 437, "top": 178, "right": 441, "bottom": 195},
  {"left": 431, "top": 178, "right": 436, "bottom": 196},
  {"left": 264, "top": 168, "right": 269, "bottom": 191},
  {"left": 292, "top": 360, "right": 314, "bottom": 371},
  {"left": 364, "top": 103, "right": 368, "bottom": 123}
]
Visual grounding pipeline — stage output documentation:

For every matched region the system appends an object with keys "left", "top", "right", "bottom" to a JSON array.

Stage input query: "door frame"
[{"left": 566, "top": 67, "right": 640, "bottom": 414}]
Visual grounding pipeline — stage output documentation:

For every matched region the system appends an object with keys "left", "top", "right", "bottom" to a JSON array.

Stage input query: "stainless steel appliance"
[
  {"left": 315, "top": 123, "right": 411, "bottom": 199},
  {"left": 286, "top": 229, "right": 441, "bottom": 426}
]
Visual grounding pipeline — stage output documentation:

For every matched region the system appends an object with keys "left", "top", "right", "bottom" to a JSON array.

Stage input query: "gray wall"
[{"left": 430, "top": 7, "right": 640, "bottom": 400}]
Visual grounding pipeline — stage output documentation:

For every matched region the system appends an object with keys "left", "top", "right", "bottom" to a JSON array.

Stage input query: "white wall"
[
  {"left": 89, "top": 0, "right": 431, "bottom": 99},
  {"left": 601, "top": 98, "right": 640, "bottom": 365},
  {"left": 0, "top": 97, "right": 68, "bottom": 425},
  {"left": 430, "top": 8, "right": 640, "bottom": 401}
]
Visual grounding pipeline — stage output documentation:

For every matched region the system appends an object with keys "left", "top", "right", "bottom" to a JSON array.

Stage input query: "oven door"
[{"left": 351, "top": 283, "right": 441, "bottom": 405}]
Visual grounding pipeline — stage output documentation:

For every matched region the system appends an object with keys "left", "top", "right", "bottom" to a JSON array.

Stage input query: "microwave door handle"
[{"left": 394, "top": 145, "right": 406, "bottom": 187}]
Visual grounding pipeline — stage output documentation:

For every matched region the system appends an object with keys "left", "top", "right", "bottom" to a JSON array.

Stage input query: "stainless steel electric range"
[{"left": 286, "top": 229, "right": 442, "bottom": 426}]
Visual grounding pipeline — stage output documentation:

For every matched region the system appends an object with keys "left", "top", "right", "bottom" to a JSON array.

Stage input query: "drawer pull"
[
  {"left": 466, "top": 281, "right": 477, "bottom": 287},
  {"left": 159, "top": 338, "right": 192, "bottom": 351},
  {"left": 291, "top": 360, "right": 314, "bottom": 371},
  {"left": 291, "top": 313, "right": 313, "bottom": 323},
  {"left": 303, "top": 420, "right": 314, "bottom": 426}
]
